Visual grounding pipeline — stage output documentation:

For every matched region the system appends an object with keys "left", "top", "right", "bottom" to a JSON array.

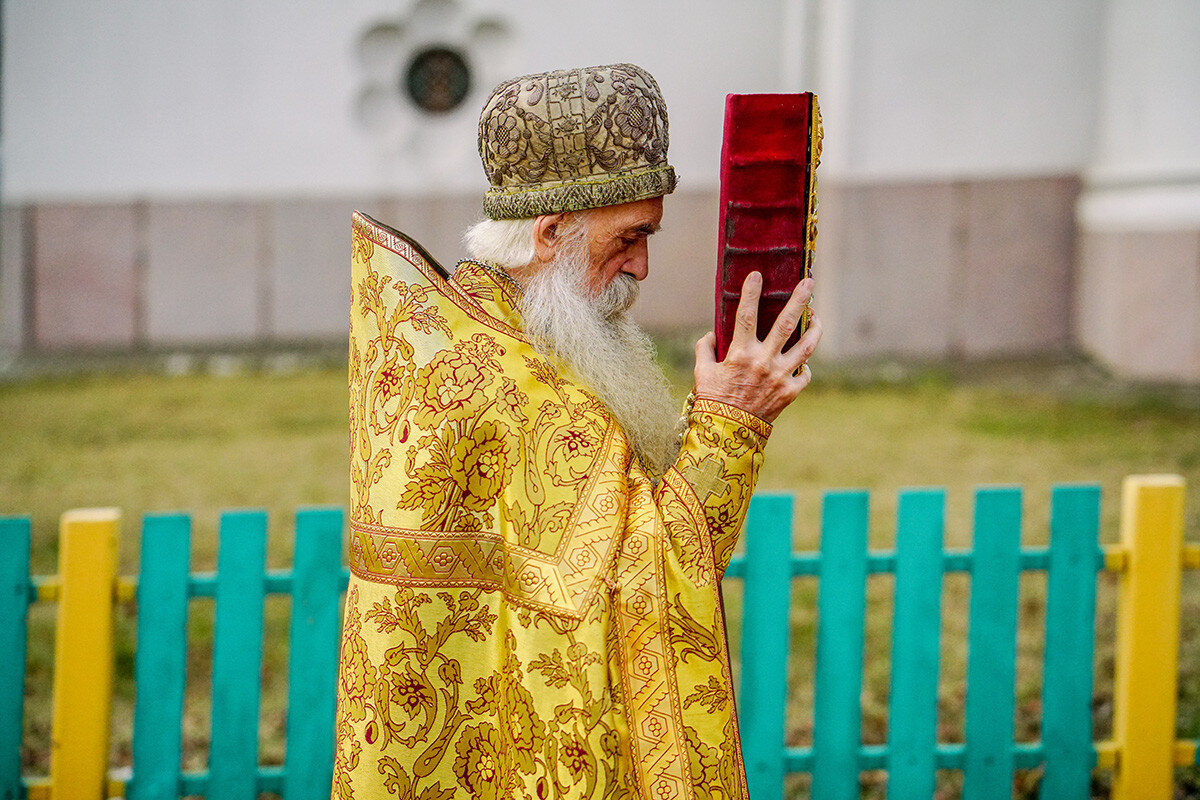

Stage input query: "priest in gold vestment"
[{"left": 334, "top": 64, "right": 822, "bottom": 800}]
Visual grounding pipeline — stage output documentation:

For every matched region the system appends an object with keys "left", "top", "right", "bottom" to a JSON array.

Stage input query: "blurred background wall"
[{"left": 2, "top": 0, "right": 1197, "bottom": 381}]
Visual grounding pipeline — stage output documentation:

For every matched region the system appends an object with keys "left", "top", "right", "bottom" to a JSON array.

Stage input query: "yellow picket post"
[
  {"left": 49, "top": 509, "right": 119, "bottom": 800},
  {"left": 1111, "top": 475, "right": 1186, "bottom": 800}
]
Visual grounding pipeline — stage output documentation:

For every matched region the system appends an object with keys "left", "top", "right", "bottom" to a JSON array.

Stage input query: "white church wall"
[
  {"left": 2, "top": 0, "right": 789, "bottom": 201},
  {"left": 5, "top": 0, "right": 1103, "bottom": 199},
  {"left": 3, "top": 0, "right": 466, "bottom": 199},
  {"left": 1086, "top": 0, "right": 1200, "bottom": 186},
  {"left": 1073, "top": 0, "right": 1200, "bottom": 381},
  {"left": 814, "top": 0, "right": 1103, "bottom": 182},
  {"left": 1, "top": 0, "right": 792, "bottom": 350},
  {"left": 809, "top": 0, "right": 1101, "bottom": 360}
]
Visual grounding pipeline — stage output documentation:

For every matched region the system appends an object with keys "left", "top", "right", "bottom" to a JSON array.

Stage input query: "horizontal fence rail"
[{"left": 1, "top": 475, "right": 1194, "bottom": 799}]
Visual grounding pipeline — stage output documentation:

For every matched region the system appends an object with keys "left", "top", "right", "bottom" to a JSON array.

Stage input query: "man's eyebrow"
[{"left": 628, "top": 222, "right": 661, "bottom": 236}]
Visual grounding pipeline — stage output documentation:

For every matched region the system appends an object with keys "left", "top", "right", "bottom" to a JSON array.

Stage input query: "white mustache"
[{"left": 593, "top": 273, "right": 640, "bottom": 319}]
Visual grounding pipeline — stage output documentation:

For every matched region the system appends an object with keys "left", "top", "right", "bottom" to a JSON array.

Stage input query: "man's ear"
[{"left": 532, "top": 213, "right": 564, "bottom": 263}]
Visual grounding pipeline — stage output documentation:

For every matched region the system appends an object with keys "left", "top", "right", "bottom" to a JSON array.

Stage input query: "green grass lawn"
[{"left": 3, "top": 354, "right": 1198, "bottom": 796}]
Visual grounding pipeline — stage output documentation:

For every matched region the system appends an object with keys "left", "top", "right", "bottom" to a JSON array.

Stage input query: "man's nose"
[{"left": 622, "top": 240, "right": 650, "bottom": 281}]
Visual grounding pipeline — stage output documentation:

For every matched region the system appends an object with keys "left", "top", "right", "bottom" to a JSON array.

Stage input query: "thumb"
[{"left": 695, "top": 331, "right": 717, "bottom": 369}]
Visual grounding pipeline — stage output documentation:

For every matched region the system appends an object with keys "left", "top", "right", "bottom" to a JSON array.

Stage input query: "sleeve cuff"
[{"left": 690, "top": 397, "right": 773, "bottom": 440}]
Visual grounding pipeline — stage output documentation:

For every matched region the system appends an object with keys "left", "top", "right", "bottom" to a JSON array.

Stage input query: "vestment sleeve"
[{"left": 657, "top": 396, "right": 772, "bottom": 578}]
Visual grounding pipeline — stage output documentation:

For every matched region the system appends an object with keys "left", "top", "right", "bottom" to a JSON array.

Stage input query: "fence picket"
[
  {"left": 811, "top": 491, "right": 869, "bottom": 800},
  {"left": 1111, "top": 476, "right": 1186, "bottom": 799},
  {"left": 50, "top": 509, "right": 120, "bottom": 800},
  {"left": 886, "top": 489, "right": 945, "bottom": 800},
  {"left": 130, "top": 514, "right": 192, "bottom": 800},
  {"left": 963, "top": 488, "right": 1022, "bottom": 798},
  {"left": 1039, "top": 485, "right": 1101, "bottom": 798},
  {"left": 739, "top": 493, "right": 793, "bottom": 800},
  {"left": 0, "top": 517, "right": 31, "bottom": 800},
  {"left": 284, "top": 508, "right": 344, "bottom": 800},
  {"left": 209, "top": 511, "right": 267, "bottom": 799}
]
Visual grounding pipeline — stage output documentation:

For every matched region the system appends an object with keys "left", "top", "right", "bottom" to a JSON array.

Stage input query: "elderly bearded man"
[{"left": 335, "top": 63, "right": 821, "bottom": 800}]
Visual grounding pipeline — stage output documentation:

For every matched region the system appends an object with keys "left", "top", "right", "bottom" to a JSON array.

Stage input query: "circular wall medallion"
[{"left": 403, "top": 46, "right": 471, "bottom": 114}]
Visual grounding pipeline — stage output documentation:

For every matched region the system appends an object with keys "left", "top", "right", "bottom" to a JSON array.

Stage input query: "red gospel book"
[{"left": 714, "top": 93, "right": 822, "bottom": 361}]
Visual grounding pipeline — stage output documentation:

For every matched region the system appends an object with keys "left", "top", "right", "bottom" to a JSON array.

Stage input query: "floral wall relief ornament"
[{"left": 353, "top": 0, "right": 514, "bottom": 152}]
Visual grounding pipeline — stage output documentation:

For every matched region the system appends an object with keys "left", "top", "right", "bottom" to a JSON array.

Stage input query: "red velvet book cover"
[{"left": 715, "top": 93, "right": 822, "bottom": 361}]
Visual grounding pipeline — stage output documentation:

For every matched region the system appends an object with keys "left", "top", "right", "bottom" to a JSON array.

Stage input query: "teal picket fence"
[
  {"left": 132, "top": 509, "right": 345, "bottom": 800},
  {"left": 2, "top": 484, "right": 1113, "bottom": 798},
  {"left": 729, "top": 486, "right": 1104, "bottom": 800}
]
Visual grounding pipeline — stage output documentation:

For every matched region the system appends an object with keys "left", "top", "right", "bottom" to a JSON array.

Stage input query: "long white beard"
[{"left": 517, "top": 232, "right": 680, "bottom": 476}]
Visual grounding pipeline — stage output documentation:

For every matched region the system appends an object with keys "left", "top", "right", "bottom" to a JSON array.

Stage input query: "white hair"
[{"left": 462, "top": 217, "right": 538, "bottom": 271}]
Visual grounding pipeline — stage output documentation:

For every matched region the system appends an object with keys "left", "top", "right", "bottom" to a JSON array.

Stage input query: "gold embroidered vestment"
[{"left": 334, "top": 212, "right": 771, "bottom": 800}]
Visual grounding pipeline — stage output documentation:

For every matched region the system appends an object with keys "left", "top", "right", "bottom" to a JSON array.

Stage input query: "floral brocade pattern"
[
  {"left": 333, "top": 583, "right": 634, "bottom": 800},
  {"left": 338, "top": 213, "right": 769, "bottom": 800},
  {"left": 671, "top": 400, "right": 770, "bottom": 579}
]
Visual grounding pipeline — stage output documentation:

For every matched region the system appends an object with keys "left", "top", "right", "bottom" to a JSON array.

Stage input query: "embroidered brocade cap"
[{"left": 478, "top": 63, "right": 677, "bottom": 219}]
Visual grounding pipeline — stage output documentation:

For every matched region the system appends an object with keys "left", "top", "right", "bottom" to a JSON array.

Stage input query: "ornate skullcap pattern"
[{"left": 478, "top": 63, "right": 677, "bottom": 219}]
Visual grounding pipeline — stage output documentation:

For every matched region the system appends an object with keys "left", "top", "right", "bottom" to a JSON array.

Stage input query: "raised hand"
[{"left": 693, "top": 272, "right": 822, "bottom": 423}]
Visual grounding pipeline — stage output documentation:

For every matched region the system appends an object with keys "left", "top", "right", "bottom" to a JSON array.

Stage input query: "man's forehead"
[{"left": 591, "top": 197, "right": 664, "bottom": 233}]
